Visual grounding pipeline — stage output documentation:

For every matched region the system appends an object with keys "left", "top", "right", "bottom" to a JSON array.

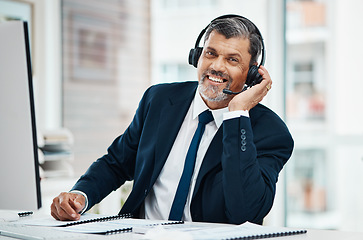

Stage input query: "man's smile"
[{"left": 207, "top": 75, "right": 228, "bottom": 83}]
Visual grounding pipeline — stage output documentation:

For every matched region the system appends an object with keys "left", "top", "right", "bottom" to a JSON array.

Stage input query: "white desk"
[
  {"left": 281, "top": 228, "right": 363, "bottom": 240},
  {"left": 1, "top": 213, "right": 363, "bottom": 240}
]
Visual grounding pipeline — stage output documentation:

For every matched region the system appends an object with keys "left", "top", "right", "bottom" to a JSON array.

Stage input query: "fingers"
[
  {"left": 258, "top": 65, "right": 272, "bottom": 90},
  {"left": 50, "top": 202, "right": 60, "bottom": 220},
  {"left": 253, "top": 66, "right": 272, "bottom": 98},
  {"left": 50, "top": 192, "right": 85, "bottom": 221},
  {"left": 69, "top": 194, "right": 86, "bottom": 214},
  {"left": 228, "top": 66, "right": 272, "bottom": 111}
]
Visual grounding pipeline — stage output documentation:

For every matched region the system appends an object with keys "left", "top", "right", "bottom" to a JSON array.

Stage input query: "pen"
[{"left": 0, "top": 230, "right": 44, "bottom": 240}]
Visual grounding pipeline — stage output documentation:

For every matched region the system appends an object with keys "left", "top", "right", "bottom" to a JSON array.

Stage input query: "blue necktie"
[{"left": 169, "top": 110, "right": 214, "bottom": 221}]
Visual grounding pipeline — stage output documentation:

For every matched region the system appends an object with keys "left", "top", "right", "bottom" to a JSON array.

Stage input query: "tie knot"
[{"left": 198, "top": 110, "right": 213, "bottom": 125}]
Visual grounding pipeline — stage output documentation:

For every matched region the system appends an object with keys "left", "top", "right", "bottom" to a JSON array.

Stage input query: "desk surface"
[
  {"left": 284, "top": 228, "right": 363, "bottom": 240},
  {"left": 1, "top": 213, "right": 363, "bottom": 240}
]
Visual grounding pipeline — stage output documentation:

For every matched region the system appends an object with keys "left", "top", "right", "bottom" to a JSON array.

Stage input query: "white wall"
[
  {"left": 28, "top": 0, "right": 62, "bottom": 130},
  {"left": 331, "top": 0, "right": 363, "bottom": 232},
  {"left": 332, "top": 0, "right": 363, "bottom": 135}
]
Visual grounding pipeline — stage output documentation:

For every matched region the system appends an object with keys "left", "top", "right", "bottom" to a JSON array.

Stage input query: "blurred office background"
[{"left": 1, "top": 0, "right": 362, "bottom": 232}]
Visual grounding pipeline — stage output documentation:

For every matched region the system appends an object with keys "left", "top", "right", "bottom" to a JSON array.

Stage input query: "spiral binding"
[
  {"left": 103, "top": 227, "right": 133, "bottom": 235},
  {"left": 18, "top": 211, "right": 34, "bottom": 217},
  {"left": 149, "top": 220, "right": 184, "bottom": 227},
  {"left": 63, "top": 212, "right": 133, "bottom": 227},
  {"left": 222, "top": 229, "right": 307, "bottom": 240},
  {"left": 161, "top": 220, "right": 184, "bottom": 225}
]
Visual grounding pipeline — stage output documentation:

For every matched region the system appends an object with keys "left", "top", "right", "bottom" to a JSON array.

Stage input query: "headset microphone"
[
  {"left": 223, "top": 86, "right": 247, "bottom": 95},
  {"left": 223, "top": 74, "right": 263, "bottom": 95}
]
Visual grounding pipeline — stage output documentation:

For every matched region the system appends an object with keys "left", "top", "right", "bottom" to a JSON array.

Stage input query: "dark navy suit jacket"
[{"left": 72, "top": 81, "right": 293, "bottom": 225}]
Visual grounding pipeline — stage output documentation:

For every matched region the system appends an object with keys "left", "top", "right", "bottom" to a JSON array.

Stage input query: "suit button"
[
  {"left": 241, "top": 145, "right": 246, "bottom": 151},
  {"left": 241, "top": 134, "right": 246, "bottom": 140},
  {"left": 241, "top": 140, "right": 246, "bottom": 146},
  {"left": 241, "top": 129, "right": 246, "bottom": 134}
]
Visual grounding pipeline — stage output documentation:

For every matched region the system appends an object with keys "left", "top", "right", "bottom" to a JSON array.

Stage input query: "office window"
[
  {"left": 286, "top": 61, "right": 325, "bottom": 121},
  {"left": 62, "top": 0, "right": 151, "bottom": 176},
  {"left": 286, "top": 149, "right": 329, "bottom": 220},
  {"left": 284, "top": 0, "right": 348, "bottom": 230}
]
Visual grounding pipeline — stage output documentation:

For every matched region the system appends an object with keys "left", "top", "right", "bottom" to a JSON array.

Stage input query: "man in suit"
[{"left": 51, "top": 15, "right": 293, "bottom": 225}]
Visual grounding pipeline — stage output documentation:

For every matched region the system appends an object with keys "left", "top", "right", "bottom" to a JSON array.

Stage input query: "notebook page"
[{"left": 15, "top": 213, "right": 107, "bottom": 227}]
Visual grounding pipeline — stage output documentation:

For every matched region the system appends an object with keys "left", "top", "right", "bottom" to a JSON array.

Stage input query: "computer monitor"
[{"left": 0, "top": 21, "right": 42, "bottom": 211}]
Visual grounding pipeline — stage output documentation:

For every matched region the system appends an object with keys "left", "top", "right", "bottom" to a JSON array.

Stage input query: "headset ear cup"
[
  {"left": 246, "top": 65, "right": 262, "bottom": 87},
  {"left": 188, "top": 47, "right": 203, "bottom": 68},
  {"left": 188, "top": 49, "right": 196, "bottom": 67}
]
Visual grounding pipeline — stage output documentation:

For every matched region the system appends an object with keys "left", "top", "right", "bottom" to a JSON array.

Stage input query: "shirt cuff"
[
  {"left": 223, "top": 110, "right": 249, "bottom": 120},
  {"left": 69, "top": 190, "right": 88, "bottom": 214}
]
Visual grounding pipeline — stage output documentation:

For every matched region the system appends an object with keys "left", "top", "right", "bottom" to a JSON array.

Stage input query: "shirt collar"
[{"left": 192, "top": 89, "right": 228, "bottom": 128}]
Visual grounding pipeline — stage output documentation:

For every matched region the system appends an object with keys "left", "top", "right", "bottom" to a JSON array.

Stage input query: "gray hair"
[{"left": 204, "top": 17, "right": 263, "bottom": 67}]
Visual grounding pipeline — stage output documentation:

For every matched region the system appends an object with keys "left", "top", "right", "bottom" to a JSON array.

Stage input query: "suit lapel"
[{"left": 150, "top": 84, "right": 197, "bottom": 185}]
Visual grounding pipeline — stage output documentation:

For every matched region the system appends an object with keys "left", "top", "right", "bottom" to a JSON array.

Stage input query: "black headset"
[{"left": 188, "top": 14, "right": 266, "bottom": 94}]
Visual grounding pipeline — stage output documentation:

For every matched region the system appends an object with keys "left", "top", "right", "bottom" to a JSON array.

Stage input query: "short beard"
[{"left": 198, "top": 76, "right": 230, "bottom": 102}]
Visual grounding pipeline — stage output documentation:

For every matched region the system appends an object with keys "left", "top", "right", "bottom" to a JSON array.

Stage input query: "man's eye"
[
  {"left": 206, "top": 51, "right": 216, "bottom": 56},
  {"left": 229, "top": 57, "right": 238, "bottom": 62}
]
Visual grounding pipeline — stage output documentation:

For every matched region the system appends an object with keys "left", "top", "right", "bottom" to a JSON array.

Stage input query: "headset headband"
[{"left": 193, "top": 14, "right": 265, "bottom": 66}]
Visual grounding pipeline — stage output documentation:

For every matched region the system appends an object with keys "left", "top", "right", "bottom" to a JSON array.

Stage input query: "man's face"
[{"left": 197, "top": 30, "right": 252, "bottom": 109}]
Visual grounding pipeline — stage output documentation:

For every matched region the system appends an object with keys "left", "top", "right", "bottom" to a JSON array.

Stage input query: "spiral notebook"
[
  {"left": 16, "top": 212, "right": 132, "bottom": 227},
  {"left": 17, "top": 213, "right": 184, "bottom": 235},
  {"left": 188, "top": 222, "right": 307, "bottom": 240},
  {"left": 59, "top": 217, "right": 184, "bottom": 235}
]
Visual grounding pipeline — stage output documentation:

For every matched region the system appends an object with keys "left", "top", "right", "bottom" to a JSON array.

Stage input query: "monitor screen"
[{"left": 0, "top": 21, "right": 42, "bottom": 211}]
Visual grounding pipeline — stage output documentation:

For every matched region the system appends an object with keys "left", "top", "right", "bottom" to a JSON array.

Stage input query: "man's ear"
[{"left": 249, "top": 61, "right": 258, "bottom": 68}]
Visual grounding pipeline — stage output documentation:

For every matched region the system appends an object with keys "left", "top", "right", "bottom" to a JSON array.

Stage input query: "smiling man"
[{"left": 51, "top": 15, "right": 293, "bottom": 226}]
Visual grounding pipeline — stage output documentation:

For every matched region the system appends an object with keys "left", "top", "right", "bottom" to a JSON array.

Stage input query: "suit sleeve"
[{"left": 221, "top": 110, "right": 293, "bottom": 224}]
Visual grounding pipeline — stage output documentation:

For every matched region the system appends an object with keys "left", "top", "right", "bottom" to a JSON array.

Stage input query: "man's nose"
[{"left": 210, "top": 56, "right": 226, "bottom": 72}]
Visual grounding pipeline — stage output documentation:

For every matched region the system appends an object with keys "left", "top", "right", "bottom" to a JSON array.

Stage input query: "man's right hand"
[{"left": 51, "top": 192, "right": 86, "bottom": 221}]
